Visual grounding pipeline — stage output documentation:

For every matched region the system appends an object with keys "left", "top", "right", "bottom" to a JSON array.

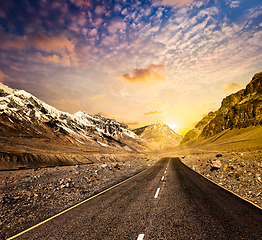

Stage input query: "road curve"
[{"left": 9, "top": 158, "right": 262, "bottom": 239}]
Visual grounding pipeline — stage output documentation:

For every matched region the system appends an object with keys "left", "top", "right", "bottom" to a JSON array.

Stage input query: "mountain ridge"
[
  {"left": 133, "top": 121, "right": 183, "bottom": 150},
  {"left": 0, "top": 83, "right": 151, "bottom": 169},
  {"left": 182, "top": 71, "right": 262, "bottom": 144}
]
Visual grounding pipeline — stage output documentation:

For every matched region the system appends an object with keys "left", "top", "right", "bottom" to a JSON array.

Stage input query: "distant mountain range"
[
  {"left": 133, "top": 121, "right": 183, "bottom": 150},
  {"left": 0, "top": 83, "right": 182, "bottom": 157},
  {"left": 0, "top": 83, "right": 147, "bottom": 152},
  {"left": 182, "top": 71, "right": 262, "bottom": 146}
]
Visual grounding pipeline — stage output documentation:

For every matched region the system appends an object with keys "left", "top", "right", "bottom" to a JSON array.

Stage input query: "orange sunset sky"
[{"left": 0, "top": 0, "right": 262, "bottom": 135}]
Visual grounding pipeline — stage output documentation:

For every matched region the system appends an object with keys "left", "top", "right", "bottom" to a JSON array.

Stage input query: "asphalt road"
[{"left": 10, "top": 158, "right": 262, "bottom": 239}]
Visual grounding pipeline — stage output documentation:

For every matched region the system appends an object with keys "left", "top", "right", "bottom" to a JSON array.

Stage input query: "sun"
[{"left": 166, "top": 122, "right": 178, "bottom": 130}]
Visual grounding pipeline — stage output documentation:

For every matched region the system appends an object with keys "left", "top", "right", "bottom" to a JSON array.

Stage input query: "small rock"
[
  {"left": 255, "top": 173, "right": 260, "bottom": 179},
  {"left": 66, "top": 178, "right": 72, "bottom": 183},
  {"left": 235, "top": 170, "right": 244, "bottom": 180},
  {"left": 112, "top": 163, "right": 120, "bottom": 169},
  {"left": 223, "top": 165, "right": 228, "bottom": 171},
  {"left": 211, "top": 160, "right": 222, "bottom": 171},
  {"left": 80, "top": 190, "right": 89, "bottom": 194},
  {"left": 25, "top": 191, "right": 34, "bottom": 198},
  {"left": 240, "top": 162, "right": 246, "bottom": 167},
  {"left": 216, "top": 154, "right": 223, "bottom": 158}
]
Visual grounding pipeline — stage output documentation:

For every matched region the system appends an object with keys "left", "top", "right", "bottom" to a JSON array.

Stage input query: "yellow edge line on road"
[
  {"left": 181, "top": 160, "right": 262, "bottom": 211},
  {"left": 7, "top": 164, "right": 154, "bottom": 240}
]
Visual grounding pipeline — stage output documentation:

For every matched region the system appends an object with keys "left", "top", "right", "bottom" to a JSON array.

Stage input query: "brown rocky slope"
[{"left": 182, "top": 71, "right": 262, "bottom": 144}]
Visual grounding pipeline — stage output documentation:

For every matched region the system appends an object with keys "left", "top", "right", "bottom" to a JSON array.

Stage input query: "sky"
[{"left": 0, "top": 0, "right": 262, "bottom": 135}]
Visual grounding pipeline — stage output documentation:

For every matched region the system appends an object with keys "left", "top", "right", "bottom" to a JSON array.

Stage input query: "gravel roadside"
[
  {"left": 0, "top": 154, "right": 160, "bottom": 239},
  {"left": 180, "top": 150, "right": 262, "bottom": 209}
]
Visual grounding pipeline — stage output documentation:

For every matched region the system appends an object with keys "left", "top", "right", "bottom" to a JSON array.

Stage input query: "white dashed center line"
[
  {"left": 154, "top": 188, "right": 160, "bottom": 198},
  {"left": 137, "top": 234, "right": 145, "bottom": 240},
  {"left": 164, "top": 171, "right": 166, "bottom": 174},
  {"left": 161, "top": 176, "right": 164, "bottom": 181}
]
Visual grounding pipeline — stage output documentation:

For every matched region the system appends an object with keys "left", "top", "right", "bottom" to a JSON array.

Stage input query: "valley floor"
[{"left": 1, "top": 146, "right": 262, "bottom": 239}]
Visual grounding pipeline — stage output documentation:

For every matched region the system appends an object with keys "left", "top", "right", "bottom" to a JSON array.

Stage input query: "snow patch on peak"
[{"left": 14, "top": 90, "right": 33, "bottom": 99}]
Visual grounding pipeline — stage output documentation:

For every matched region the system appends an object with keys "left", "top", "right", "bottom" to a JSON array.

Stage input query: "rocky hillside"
[
  {"left": 181, "top": 111, "right": 216, "bottom": 144},
  {"left": 133, "top": 121, "right": 183, "bottom": 150},
  {"left": 182, "top": 71, "right": 262, "bottom": 143},
  {"left": 0, "top": 83, "right": 148, "bottom": 169}
]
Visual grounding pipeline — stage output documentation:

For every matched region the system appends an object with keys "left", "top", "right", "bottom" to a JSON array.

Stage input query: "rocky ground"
[
  {"left": 180, "top": 150, "right": 262, "bottom": 208},
  {"left": 0, "top": 154, "right": 159, "bottom": 239}
]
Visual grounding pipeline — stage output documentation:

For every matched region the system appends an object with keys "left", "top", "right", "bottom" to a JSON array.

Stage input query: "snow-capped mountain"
[
  {"left": 133, "top": 121, "right": 183, "bottom": 150},
  {"left": 0, "top": 83, "right": 146, "bottom": 151}
]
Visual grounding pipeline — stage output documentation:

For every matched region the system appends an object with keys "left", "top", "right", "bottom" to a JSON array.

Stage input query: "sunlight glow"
[{"left": 166, "top": 122, "right": 178, "bottom": 131}]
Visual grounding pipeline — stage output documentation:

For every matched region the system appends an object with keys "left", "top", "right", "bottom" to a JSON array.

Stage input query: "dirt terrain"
[
  {"left": 0, "top": 136, "right": 136, "bottom": 170},
  {"left": 161, "top": 148, "right": 262, "bottom": 209},
  {"left": 0, "top": 154, "right": 159, "bottom": 239}
]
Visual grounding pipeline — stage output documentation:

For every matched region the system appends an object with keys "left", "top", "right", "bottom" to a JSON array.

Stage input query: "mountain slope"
[
  {"left": 133, "top": 121, "right": 183, "bottom": 150},
  {"left": 182, "top": 71, "right": 262, "bottom": 145},
  {"left": 0, "top": 84, "right": 147, "bottom": 156}
]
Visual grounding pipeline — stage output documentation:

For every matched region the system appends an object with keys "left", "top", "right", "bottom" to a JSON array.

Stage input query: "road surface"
[{"left": 9, "top": 158, "right": 262, "bottom": 239}]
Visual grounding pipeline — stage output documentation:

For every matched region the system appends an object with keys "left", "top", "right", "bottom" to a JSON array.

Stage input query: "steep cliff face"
[
  {"left": 200, "top": 72, "right": 262, "bottom": 138},
  {"left": 133, "top": 121, "right": 183, "bottom": 150},
  {"left": 182, "top": 71, "right": 262, "bottom": 143}
]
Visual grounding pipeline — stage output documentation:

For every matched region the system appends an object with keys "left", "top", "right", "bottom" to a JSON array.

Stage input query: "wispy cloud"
[
  {"left": 36, "top": 53, "right": 71, "bottom": 67},
  {"left": 95, "top": 112, "right": 111, "bottom": 117},
  {"left": 0, "top": 70, "right": 8, "bottom": 83},
  {"left": 92, "top": 94, "right": 107, "bottom": 99},
  {"left": 10, "top": 66, "right": 21, "bottom": 71},
  {"left": 144, "top": 110, "right": 162, "bottom": 115},
  {"left": 125, "top": 121, "right": 139, "bottom": 126},
  {"left": 0, "top": 33, "right": 78, "bottom": 65}
]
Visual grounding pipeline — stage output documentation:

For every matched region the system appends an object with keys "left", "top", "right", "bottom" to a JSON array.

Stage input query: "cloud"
[
  {"left": 108, "top": 19, "right": 126, "bottom": 34},
  {"left": 158, "top": 0, "right": 195, "bottom": 7},
  {"left": 222, "top": 82, "right": 247, "bottom": 93},
  {"left": 36, "top": 52, "right": 71, "bottom": 67},
  {"left": 125, "top": 121, "right": 139, "bottom": 126},
  {"left": 144, "top": 110, "right": 162, "bottom": 115},
  {"left": 226, "top": 0, "right": 240, "bottom": 8},
  {"left": 29, "top": 34, "right": 75, "bottom": 54},
  {"left": 92, "top": 94, "right": 106, "bottom": 99},
  {"left": 10, "top": 65, "right": 21, "bottom": 71},
  {"left": 89, "top": 28, "right": 98, "bottom": 36},
  {"left": 0, "top": 70, "right": 8, "bottom": 83},
  {"left": 70, "top": 0, "right": 91, "bottom": 8},
  {"left": 120, "top": 63, "right": 166, "bottom": 84},
  {"left": 0, "top": 33, "right": 78, "bottom": 65},
  {"left": 95, "top": 6, "right": 106, "bottom": 15},
  {"left": 0, "top": 36, "right": 27, "bottom": 50},
  {"left": 95, "top": 112, "right": 111, "bottom": 117}
]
